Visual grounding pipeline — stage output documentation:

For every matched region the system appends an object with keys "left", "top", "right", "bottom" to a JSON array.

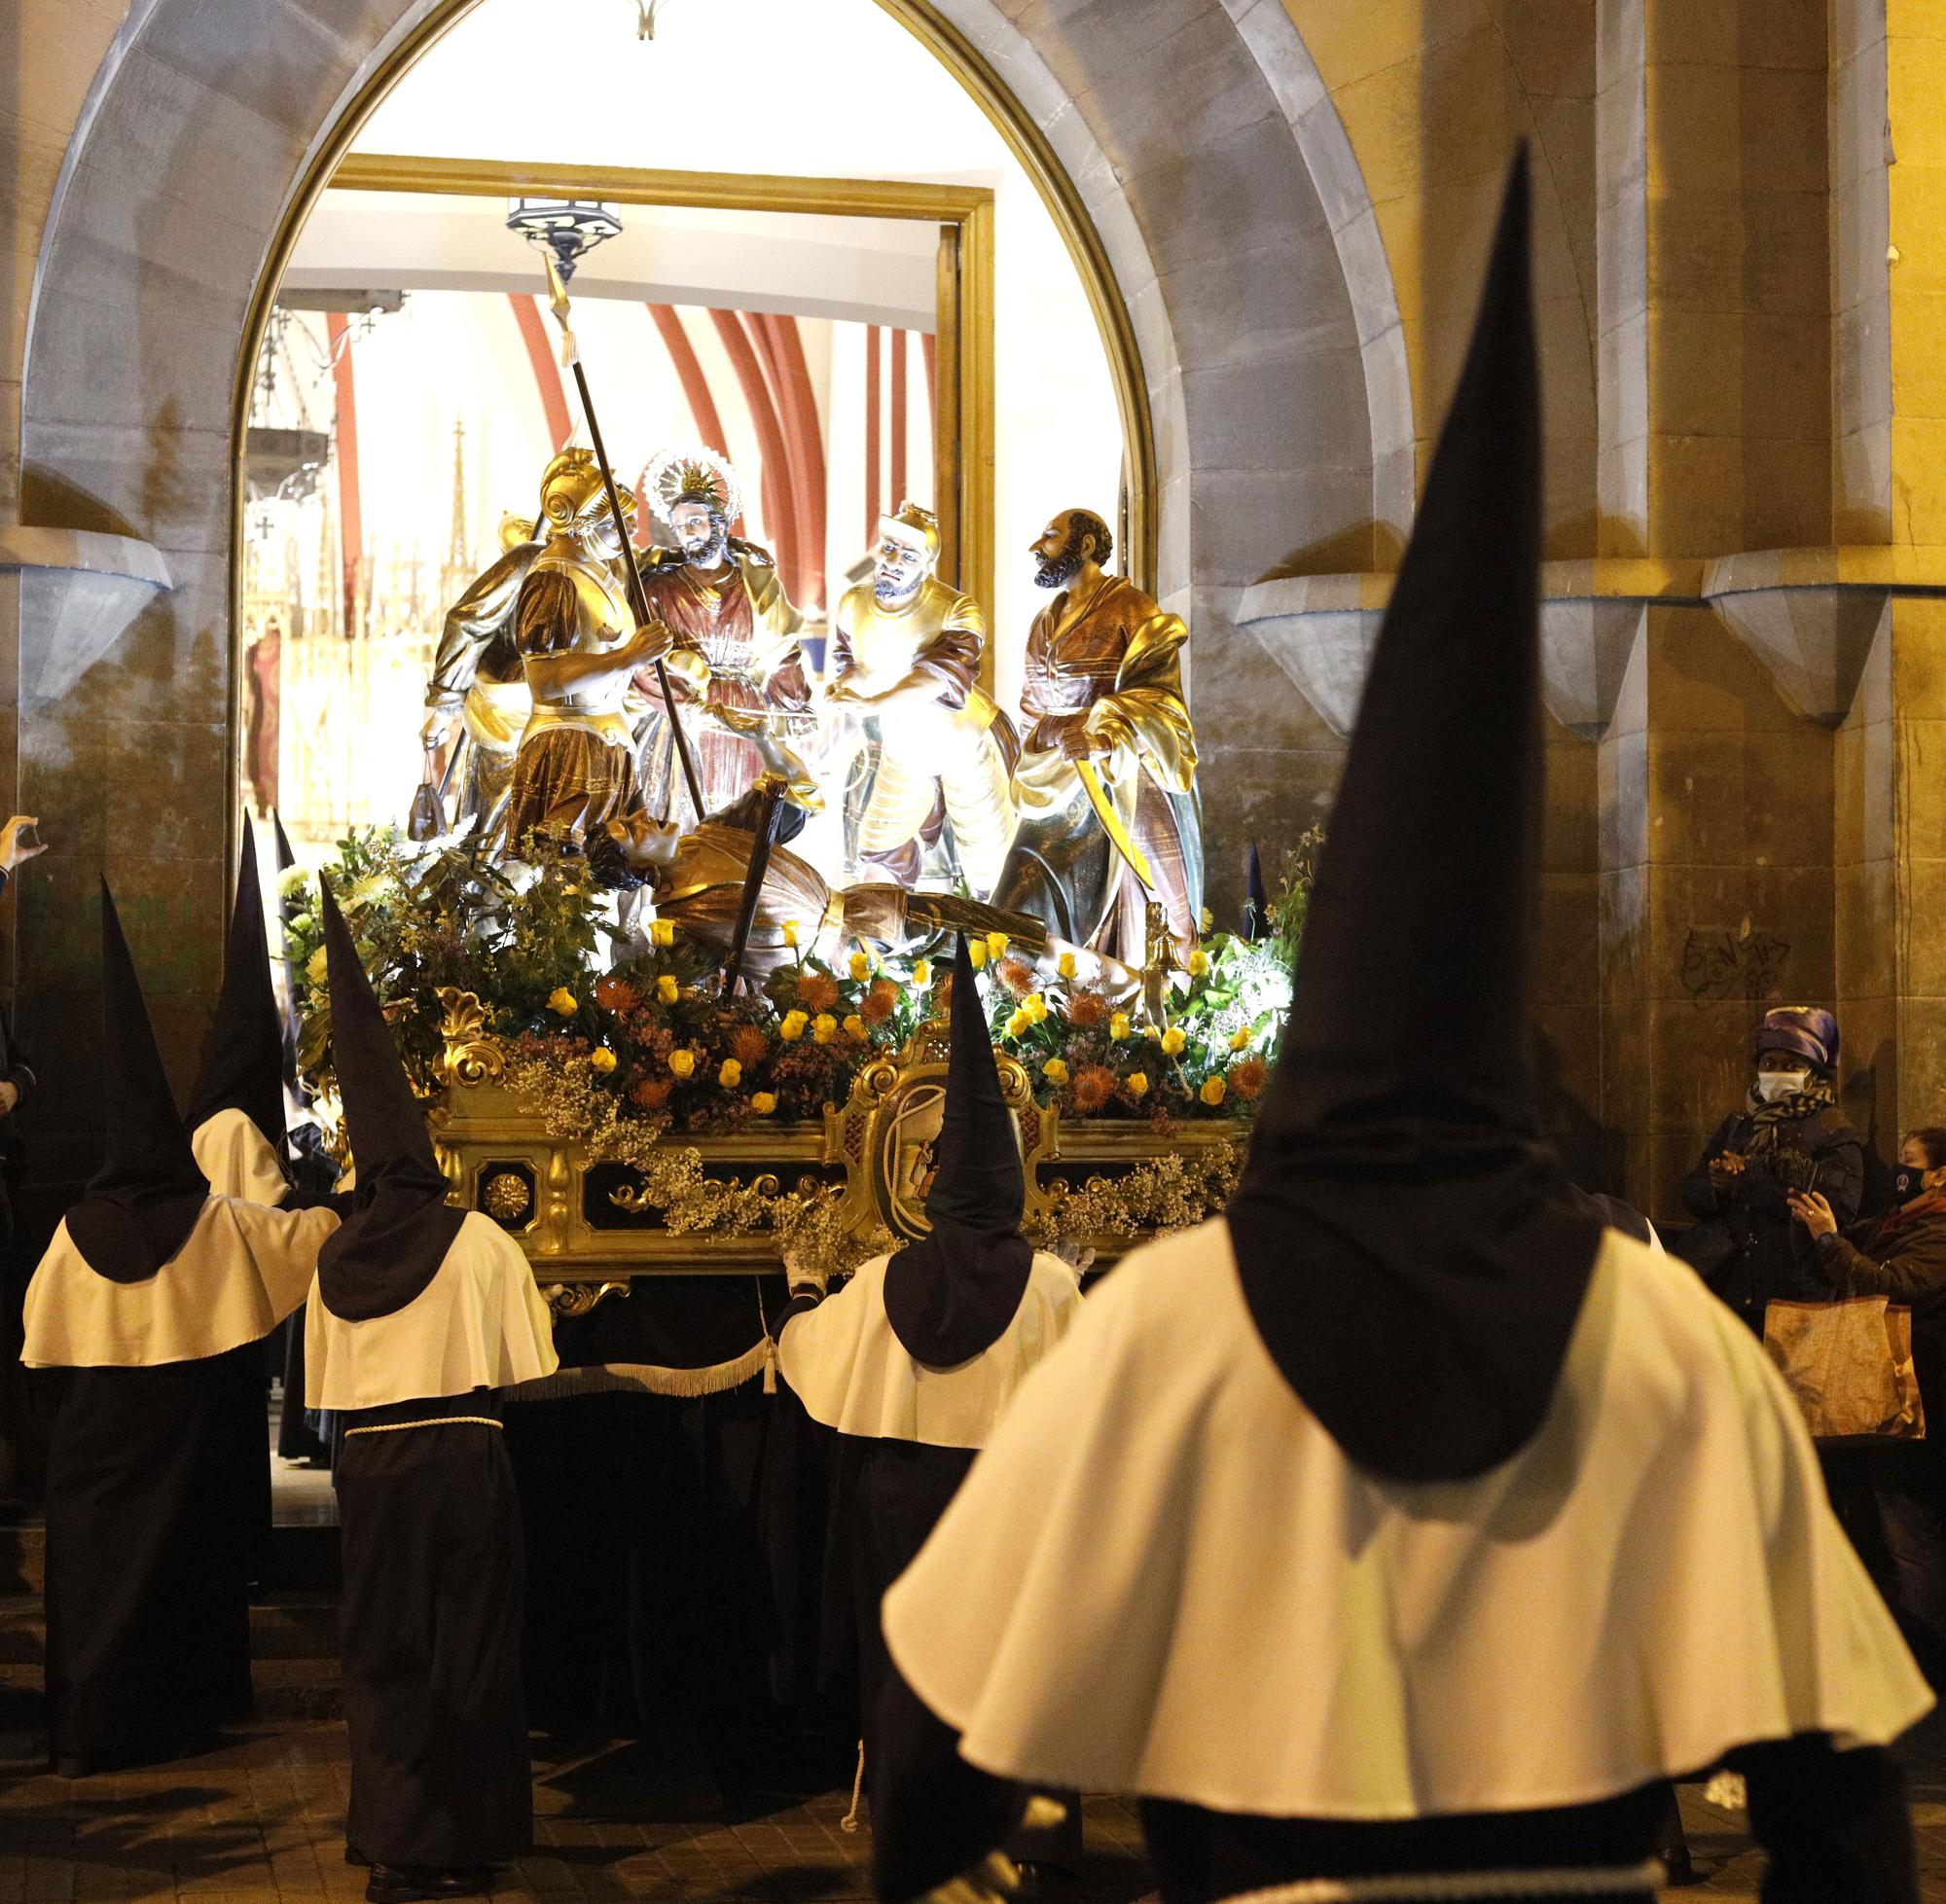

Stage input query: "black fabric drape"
[
  {"left": 43, "top": 1350, "right": 252, "bottom": 1766},
  {"left": 335, "top": 1398, "right": 531, "bottom": 1869}
]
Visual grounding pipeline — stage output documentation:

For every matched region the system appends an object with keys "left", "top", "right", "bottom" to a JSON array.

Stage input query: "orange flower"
[
  {"left": 730, "top": 1024, "right": 770, "bottom": 1070},
  {"left": 797, "top": 970, "right": 841, "bottom": 1016},
  {"left": 594, "top": 975, "right": 636, "bottom": 1013},
  {"left": 861, "top": 977, "right": 899, "bottom": 1024},
  {"left": 631, "top": 1077, "right": 672, "bottom": 1112},
  {"left": 1230, "top": 1057, "right": 1270, "bottom": 1100},
  {"left": 997, "top": 955, "right": 1036, "bottom": 997},
  {"left": 1065, "top": 989, "right": 1107, "bottom": 1028},
  {"left": 1072, "top": 1064, "right": 1116, "bottom": 1113}
]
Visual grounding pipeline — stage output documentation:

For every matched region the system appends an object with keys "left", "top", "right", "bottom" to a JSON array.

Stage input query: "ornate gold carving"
[
  {"left": 437, "top": 987, "right": 506, "bottom": 1087},
  {"left": 483, "top": 1169, "right": 533, "bottom": 1222},
  {"left": 607, "top": 1170, "right": 779, "bottom": 1214},
  {"left": 540, "top": 1280, "right": 629, "bottom": 1319}
]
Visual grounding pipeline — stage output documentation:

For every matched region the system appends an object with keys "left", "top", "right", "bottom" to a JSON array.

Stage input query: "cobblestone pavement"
[{"left": 5, "top": 1717, "right": 1946, "bottom": 1903}]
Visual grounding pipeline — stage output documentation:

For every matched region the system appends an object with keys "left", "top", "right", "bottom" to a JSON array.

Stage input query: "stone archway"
[{"left": 15, "top": 0, "right": 1409, "bottom": 1133}]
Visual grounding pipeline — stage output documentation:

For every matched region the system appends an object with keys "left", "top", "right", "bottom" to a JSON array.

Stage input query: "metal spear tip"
[{"left": 543, "top": 249, "right": 572, "bottom": 323}]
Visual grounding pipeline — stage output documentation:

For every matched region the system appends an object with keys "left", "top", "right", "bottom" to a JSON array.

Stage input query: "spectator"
[
  {"left": 1677, "top": 1005, "right": 1863, "bottom": 1333},
  {"left": 1791, "top": 1129, "right": 1946, "bottom": 1678}
]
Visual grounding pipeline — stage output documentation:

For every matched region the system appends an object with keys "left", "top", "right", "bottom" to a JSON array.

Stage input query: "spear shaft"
[{"left": 543, "top": 258, "right": 706, "bottom": 822}]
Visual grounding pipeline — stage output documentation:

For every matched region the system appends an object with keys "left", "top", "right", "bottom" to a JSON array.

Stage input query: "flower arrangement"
[{"left": 287, "top": 828, "right": 1306, "bottom": 1138}]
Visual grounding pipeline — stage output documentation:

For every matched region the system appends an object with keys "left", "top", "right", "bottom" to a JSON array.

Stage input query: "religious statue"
[
  {"left": 499, "top": 449, "right": 671, "bottom": 853},
  {"left": 826, "top": 503, "right": 1017, "bottom": 892},
  {"left": 591, "top": 799, "right": 1039, "bottom": 976},
  {"left": 420, "top": 513, "right": 540, "bottom": 839},
  {"left": 631, "top": 446, "right": 811, "bottom": 823},
  {"left": 988, "top": 508, "right": 1203, "bottom": 961}
]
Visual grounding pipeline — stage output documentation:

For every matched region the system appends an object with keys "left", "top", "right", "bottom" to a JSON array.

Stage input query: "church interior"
[{"left": 6, "top": 0, "right": 1946, "bottom": 1900}]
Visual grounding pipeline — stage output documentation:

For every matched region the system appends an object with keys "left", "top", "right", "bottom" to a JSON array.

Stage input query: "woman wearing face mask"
[
  {"left": 1677, "top": 1006, "right": 1864, "bottom": 1333},
  {"left": 1791, "top": 1128, "right": 1946, "bottom": 1681}
]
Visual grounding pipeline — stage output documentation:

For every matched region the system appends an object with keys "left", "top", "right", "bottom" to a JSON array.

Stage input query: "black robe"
[
  {"left": 335, "top": 1389, "right": 531, "bottom": 1869},
  {"left": 44, "top": 1343, "right": 256, "bottom": 1766},
  {"left": 872, "top": 1663, "right": 1919, "bottom": 1904}
]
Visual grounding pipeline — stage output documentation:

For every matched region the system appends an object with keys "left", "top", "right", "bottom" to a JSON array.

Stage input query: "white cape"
[
  {"left": 21, "top": 1198, "right": 339, "bottom": 1368},
  {"left": 191, "top": 1107, "right": 289, "bottom": 1207},
  {"left": 778, "top": 1249, "right": 1081, "bottom": 1449},
  {"left": 883, "top": 1221, "right": 1932, "bottom": 1818},
  {"left": 306, "top": 1210, "right": 559, "bottom": 1411}
]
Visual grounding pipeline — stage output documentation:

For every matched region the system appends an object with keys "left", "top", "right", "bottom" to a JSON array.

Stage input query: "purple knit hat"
[{"left": 1755, "top": 1006, "right": 1839, "bottom": 1072}]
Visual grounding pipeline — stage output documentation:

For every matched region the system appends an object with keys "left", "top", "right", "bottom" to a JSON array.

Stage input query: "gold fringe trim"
[{"left": 509, "top": 1341, "right": 774, "bottom": 1402}]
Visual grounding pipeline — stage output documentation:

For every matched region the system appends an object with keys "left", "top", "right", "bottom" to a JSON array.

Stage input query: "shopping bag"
[{"left": 1762, "top": 1296, "right": 1927, "bottom": 1440}]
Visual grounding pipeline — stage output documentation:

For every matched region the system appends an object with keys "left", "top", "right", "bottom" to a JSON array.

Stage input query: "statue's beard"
[
  {"left": 875, "top": 571, "right": 921, "bottom": 604},
  {"left": 1034, "top": 535, "right": 1088, "bottom": 591},
  {"left": 678, "top": 517, "right": 730, "bottom": 567}
]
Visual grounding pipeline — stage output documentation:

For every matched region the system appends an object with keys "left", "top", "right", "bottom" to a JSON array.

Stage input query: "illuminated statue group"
[{"left": 420, "top": 442, "right": 1204, "bottom": 983}]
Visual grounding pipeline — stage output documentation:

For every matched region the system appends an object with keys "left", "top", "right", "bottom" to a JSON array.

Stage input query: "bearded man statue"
[
  {"left": 631, "top": 446, "right": 812, "bottom": 823},
  {"left": 988, "top": 508, "right": 1203, "bottom": 962}
]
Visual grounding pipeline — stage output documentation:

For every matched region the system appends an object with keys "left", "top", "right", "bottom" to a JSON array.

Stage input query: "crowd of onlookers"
[{"left": 1676, "top": 1004, "right": 1946, "bottom": 1680}]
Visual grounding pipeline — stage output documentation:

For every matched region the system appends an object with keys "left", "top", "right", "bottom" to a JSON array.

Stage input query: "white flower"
[
  {"left": 276, "top": 865, "right": 312, "bottom": 901},
  {"left": 348, "top": 873, "right": 395, "bottom": 910}
]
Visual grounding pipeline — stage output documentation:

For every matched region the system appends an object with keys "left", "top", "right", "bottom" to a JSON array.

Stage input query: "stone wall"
[{"left": 3, "top": 0, "right": 1945, "bottom": 1267}]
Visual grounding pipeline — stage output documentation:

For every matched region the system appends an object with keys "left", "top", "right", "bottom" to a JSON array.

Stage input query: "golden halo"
[{"left": 642, "top": 444, "right": 741, "bottom": 532}]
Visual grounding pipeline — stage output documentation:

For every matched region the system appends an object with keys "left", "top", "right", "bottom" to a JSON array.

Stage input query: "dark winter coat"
[{"left": 1679, "top": 1102, "right": 1864, "bottom": 1333}]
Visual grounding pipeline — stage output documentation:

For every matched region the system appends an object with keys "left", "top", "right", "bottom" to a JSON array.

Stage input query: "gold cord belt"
[{"left": 342, "top": 1416, "right": 502, "bottom": 1438}]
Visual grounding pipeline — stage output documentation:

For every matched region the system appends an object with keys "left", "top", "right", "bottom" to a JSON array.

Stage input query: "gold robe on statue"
[
  {"left": 992, "top": 575, "right": 1203, "bottom": 960},
  {"left": 833, "top": 578, "right": 1018, "bottom": 891}
]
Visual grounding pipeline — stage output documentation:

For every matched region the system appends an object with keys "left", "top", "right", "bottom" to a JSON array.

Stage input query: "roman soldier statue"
[
  {"left": 988, "top": 510, "right": 1203, "bottom": 962},
  {"left": 631, "top": 446, "right": 811, "bottom": 823},
  {"left": 420, "top": 513, "right": 541, "bottom": 840},
  {"left": 827, "top": 503, "right": 1017, "bottom": 893},
  {"left": 499, "top": 450, "right": 671, "bottom": 854}
]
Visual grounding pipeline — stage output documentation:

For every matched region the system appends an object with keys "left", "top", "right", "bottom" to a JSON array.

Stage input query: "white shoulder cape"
[
  {"left": 883, "top": 1221, "right": 1931, "bottom": 1818},
  {"left": 305, "top": 1210, "right": 559, "bottom": 1411},
  {"left": 778, "top": 1250, "right": 1080, "bottom": 1449},
  {"left": 192, "top": 1107, "right": 289, "bottom": 1207},
  {"left": 21, "top": 1198, "right": 338, "bottom": 1368}
]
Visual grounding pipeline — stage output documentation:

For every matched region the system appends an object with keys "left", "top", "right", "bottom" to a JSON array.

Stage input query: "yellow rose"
[
  {"left": 591, "top": 1046, "right": 618, "bottom": 1074},
  {"left": 547, "top": 986, "right": 577, "bottom": 1017},
  {"left": 657, "top": 974, "right": 679, "bottom": 1005},
  {"left": 1043, "top": 1058, "right": 1069, "bottom": 1087},
  {"left": 718, "top": 1059, "right": 742, "bottom": 1089},
  {"left": 651, "top": 919, "right": 676, "bottom": 948},
  {"left": 1200, "top": 1075, "right": 1227, "bottom": 1106},
  {"left": 1229, "top": 1025, "right": 1252, "bottom": 1052},
  {"left": 843, "top": 1014, "right": 867, "bottom": 1040},
  {"left": 849, "top": 951, "right": 872, "bottom": 981},
  {"left": 751, "top": 1092, "right": 777, "bottom": 1115},
  {"left": 1188, "top": 949, "right": 1210, "bottom": 977},
  {"left": 912, "top": 958, "right": 932, "bottom": 988},
  {"left": 779, "top": 1009, "right": 809, "bottom": 1042},
  {"left": 1025, "top": 991, "right": 1049, "bottom": 1024},
  {"left": 668, "top": 1049, "right": 696, "bottom": 1080},
  {"left": 1005, "top": 1010, "right": 1030, "bottom": 1040},
  {"left": 1109, "top": 1012, "right": 1132, "bottom": 1041},
  {"left": 987, "top": 931, "right": 1011, "bottom": 959},
  {"left": 1160, "top": 1025, "right": 1187, "bottom": 1056},
  {"left": 968, "top": 940, "right": 989, "bottom": 969},
  {"left": 306, "top": 947, "right": 331, "bottom": 988},
  {"left": 812, "top": 1014, "right": 838, "bottom": 1045},
  {"left": 1127, "top": 1071, "right": 1150, "bottom": 1099},
  {"left": 1057, "top": 951, "right": 1077, "bottom": 981},
  {"left": 782, "top": 920, "right": 799, "bottom": 949}
]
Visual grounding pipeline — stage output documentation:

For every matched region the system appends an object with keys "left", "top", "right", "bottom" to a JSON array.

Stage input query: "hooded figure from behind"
[
  {"left": 22, "top": 882, "right": 338, "bottom": 1777},
  {"left": 776, "top": 934, "right": 1081, "bottom": 1841},
  {"left": 303, "top": 880, "right": 557, "bottom": 1904},
  {"left": 187, "top": 815, "right": 290, "bottom": 1207},
  {"left": 865, "top": 152, "right": 1931, "bottom": 1904}
]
